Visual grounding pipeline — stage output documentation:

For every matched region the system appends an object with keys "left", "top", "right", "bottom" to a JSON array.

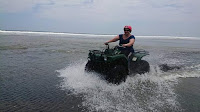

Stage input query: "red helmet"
[{"left": 124, "top": 25, "right": 132, "bottom": 32}]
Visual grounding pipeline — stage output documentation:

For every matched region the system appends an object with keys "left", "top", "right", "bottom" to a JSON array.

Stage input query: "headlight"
[
  {"left": 132, "top": 57, "right": 137, "bottom": 61},
  {"left": 104, "top": 56, "right": 107, "bottom": 61}
]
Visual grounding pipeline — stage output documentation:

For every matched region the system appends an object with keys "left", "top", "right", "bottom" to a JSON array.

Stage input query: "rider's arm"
[
  {"left": 104, "top": 35, "right": 120, "bottom": 45},
  {"left": 122, "top": 38, "right": 135, "bottom": 47}
]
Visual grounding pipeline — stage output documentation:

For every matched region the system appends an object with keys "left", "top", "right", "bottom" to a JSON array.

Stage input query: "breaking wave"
[
  {"left": 0, "top": 30, "right": 114, "bottom": 37},
  {"left": 1, "top": 30, "right": 200, "bottom": 40}
]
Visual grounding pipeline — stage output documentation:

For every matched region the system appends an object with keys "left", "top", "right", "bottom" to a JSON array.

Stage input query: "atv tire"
[
  {"left": 106, "top": 65, "right": 128, "bottom": 84},
  {"left": 135, "top": 60, "right": 150, "bottom": 74},
  {"left": 85, "top": 61, "right": 94, "bottom": 72}
]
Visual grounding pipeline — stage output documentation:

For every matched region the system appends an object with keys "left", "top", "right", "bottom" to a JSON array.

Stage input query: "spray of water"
[{"left": 57, "top": 60, "right": 200, "bottom": 112}]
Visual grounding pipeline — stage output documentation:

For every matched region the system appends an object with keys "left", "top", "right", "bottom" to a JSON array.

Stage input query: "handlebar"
[
  {"left": 118, "top": 44, "right": 125, "bottom": 48},
  {"left": 104, "top": 43, "right": 125, "bottom": 50},
  {"left": 105, "top": 44, "right": 109, "bottom": 49}
]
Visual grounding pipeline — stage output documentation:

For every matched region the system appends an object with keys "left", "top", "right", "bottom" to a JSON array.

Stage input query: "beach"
[{"left": 0, "top": 31, "right": 200, "bottom": 112}]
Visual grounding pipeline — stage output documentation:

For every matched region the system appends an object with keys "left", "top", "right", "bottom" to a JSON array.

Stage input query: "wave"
[
  {"left": 0, "top": 30, "right": 115, "bottom": 37},
  {"left": 1, "top": 30, "right": 200, "bottom": 40},
  {"left": 137, "top": 36, "right": 200, "bottom": 40}
]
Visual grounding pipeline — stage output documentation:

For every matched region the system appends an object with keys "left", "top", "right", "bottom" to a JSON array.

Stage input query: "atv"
[{"left": 85, "top": 44, "right": 150, "bottom": 84}]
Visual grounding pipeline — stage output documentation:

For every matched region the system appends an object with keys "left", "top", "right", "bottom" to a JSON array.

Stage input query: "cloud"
[
  {"left": 1, "top": 0, "right": 199, "bottom": 22},
  {"left": 1, "top": 0, "right": 200, "bottom": 36},
  {"left": 29, "top": 0, "right": 198, "bottom": 23},
  {"left": 0, "top": 0, "right": 51, "bottom": 13}
]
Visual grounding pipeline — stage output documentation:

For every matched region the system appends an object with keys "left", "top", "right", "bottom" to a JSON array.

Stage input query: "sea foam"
[{"left": 1, "top": 30, "right": 200, "bottom": 40}]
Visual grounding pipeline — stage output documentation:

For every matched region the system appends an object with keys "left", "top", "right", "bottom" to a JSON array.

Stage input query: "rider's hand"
[
  {"left": 122, "top": 44, "right": 126, "bottom": 47},
  {"left": 104, "top": 42, "right": 109, "bottom": 45}
]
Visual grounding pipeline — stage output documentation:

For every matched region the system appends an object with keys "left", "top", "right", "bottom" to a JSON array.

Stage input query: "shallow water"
[{"left": 0, "top": 31, "right": 200, "bottom": 112}]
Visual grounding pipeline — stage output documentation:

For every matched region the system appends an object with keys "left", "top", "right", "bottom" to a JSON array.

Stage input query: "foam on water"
[
  {"left": 0, "top": 30, "right": 114, "bottom": 37},
  {"left": 1, "top": 30, "right": 200, "bottom": 40},
  {"left": 57, "top": 61, "right": 200, "bottom": 112},
  {"left": 137, "top": 36, "right": 200, "bottom": 40}
]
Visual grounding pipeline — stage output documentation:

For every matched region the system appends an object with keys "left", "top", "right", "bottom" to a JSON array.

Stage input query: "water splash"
[{"left": 57, "top": 61, "right": 200, "bottom": 112}]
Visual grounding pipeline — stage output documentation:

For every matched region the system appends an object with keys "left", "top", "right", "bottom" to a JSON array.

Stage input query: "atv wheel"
[
  {"left": 85, "top": 61, "right": 94, "bottom": 72},
  {"left": 107, "top": 65, "right": 128, "bottom": 84},
  {"left": 135, "top": 60, "right": 150, "bottom": 74}
]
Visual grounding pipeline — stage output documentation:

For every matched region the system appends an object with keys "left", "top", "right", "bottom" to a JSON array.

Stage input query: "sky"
[{"left": 0, "top": 0, "right": 200, "bottom": 37}]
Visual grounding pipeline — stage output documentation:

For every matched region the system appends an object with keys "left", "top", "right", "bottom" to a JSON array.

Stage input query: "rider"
[{"left": 104, "top": 25, "right": 135, "bottom": 56}]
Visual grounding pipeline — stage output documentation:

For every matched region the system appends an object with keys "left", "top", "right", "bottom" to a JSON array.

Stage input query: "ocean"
[{"left": 0, "top": 30, "right": 200, "bottom": 112}]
